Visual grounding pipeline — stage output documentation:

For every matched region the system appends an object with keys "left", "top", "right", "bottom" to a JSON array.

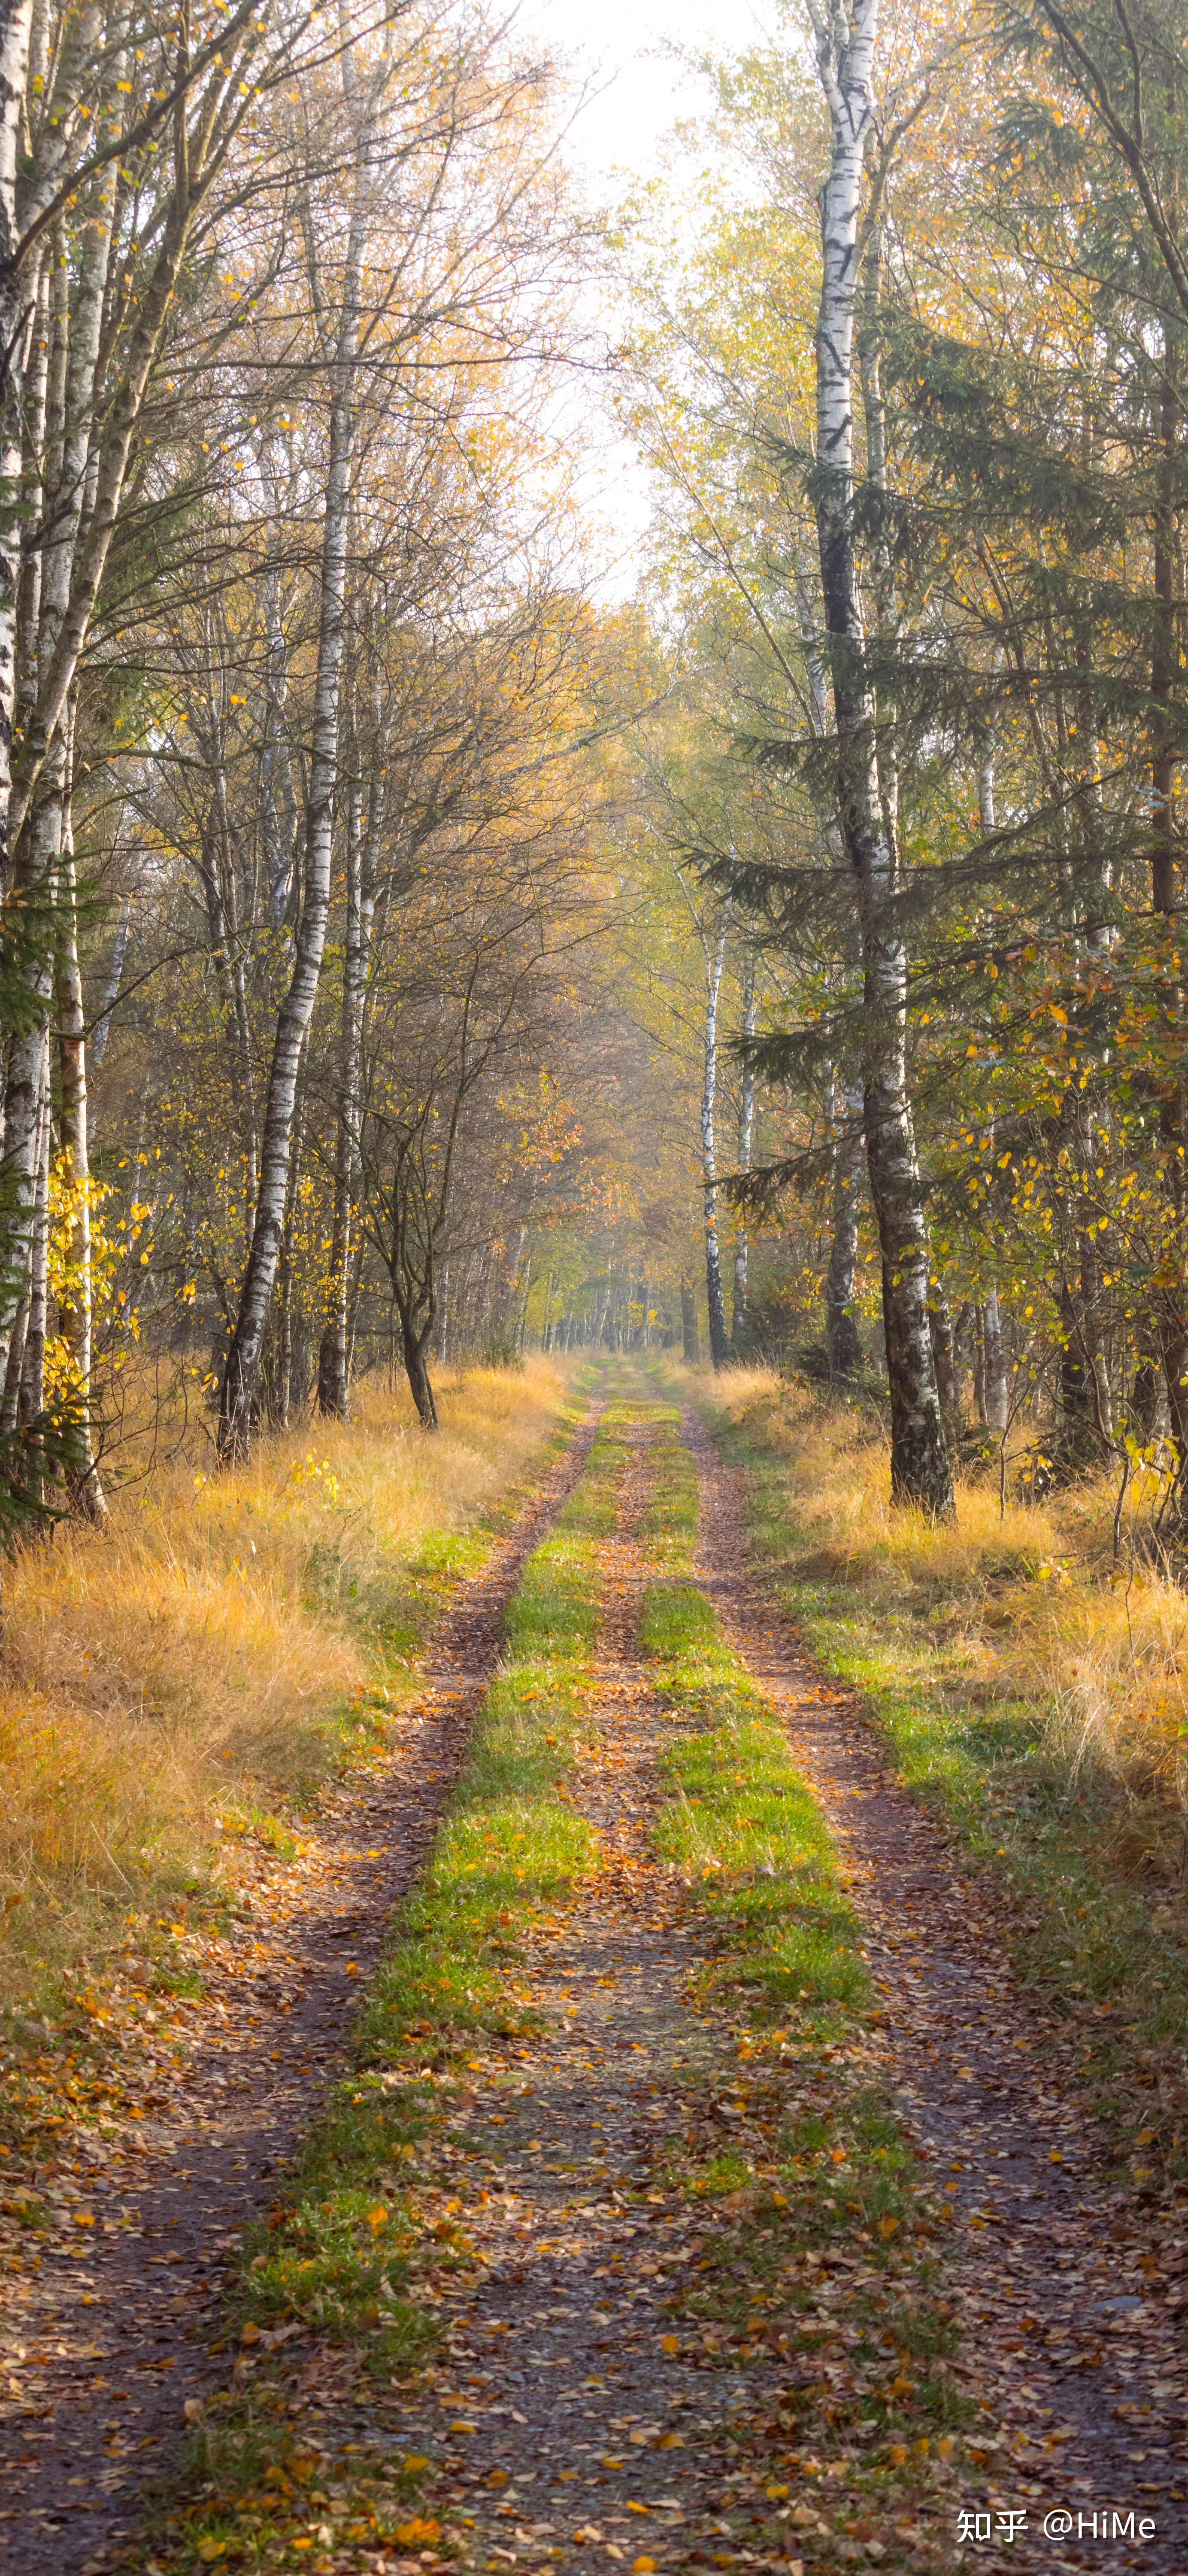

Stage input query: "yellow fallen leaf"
[
  {"left": 239, "top": 2322, "right": 261, "bottom": 2346},
  {"left": 72, "top": 2212, "right": 95, "bottom": 2228},
  {"left": 656, "top": 2431, "right": 684, "bottom": 2449},
  {"left": 633, "top": 2559, "right": 656, "bottom": 2573},
  {"left": 626, "top": 2500, "right": 650, "bottom": 2514},
  {"left": 660, "top": 2333, "right": 679, "bottom": 2355},
  {"left": 403, "top": 2452, "right": 429, "bottom": 2471},
  {"left": 367, "top": 2205, "right": 389, "bottom": 2233},
  {"left": 394, "top": 2518, "right": 439, "bottom": 2545},
  {"left": 767, "top": 2482, "right": 789, "bottom": 2500}
]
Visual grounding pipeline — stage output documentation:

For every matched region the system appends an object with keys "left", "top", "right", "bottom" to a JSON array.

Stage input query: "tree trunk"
[
  {"left": 317, "top": 753, "right": 373, "bottom": 1418},
  {"left": 219, "top": 154, "right": 370, "bottom": 1459},
  {"left": 681, "top": 1274, "right": 700, "bottom": 1366},
  {"left": 91, "top": 893, "right": 130, "bottom": 1071},
  {"left": 55, "top": 825, "right": 104, "bottom": 1517},
  {"left": 731, "top": 951, "right": 756, "bottom": 1354},
  {"left": 701, "top": 909, "right": 730, "bottom": 1370},
  {"left": 826, "top": 1079, "right": 864, "bottom": 1388},
  {"left": 17, "top": 1040, "right": 50, "bottom": 1482},
  {"left": 1150, "top": 321, "right": 1188, "bottom": 1497},
  {"left": 927, "top": 1278, "right": 959, "bottom": 1428},
  {"left": 0, "top": 769, "right": 61, "bottom": 1388},
  {"left": 399, "top": 1305, "right": 438, "bottom": 1429},
  {"left": 809, "top": 0, "right": 952, "bottom": 1514},
  {"left": 0, "top": 0, "right": 34, "bottom": 888},
  {"left": 983, "top": 1289, "right": 1008, "bottom": 1435}
]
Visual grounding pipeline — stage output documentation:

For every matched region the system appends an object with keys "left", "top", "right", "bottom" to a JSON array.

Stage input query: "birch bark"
[
  {"left": 700, "top": 909, "right": 730, "bottom": 1370},
  {"left": 0, "top": 0, "right": 33, "bottom": 885},
  {"left": 731, "top": 951, "right": 756, "bottom": 1355},
  {"left": 317, "top": 712, "right": 379, "bottom": 1418},
  {"left": 219, "top": 77, "right": 380, "bottom": 1460},
  {"left": 826, "top": 1077, "right": 864, "bottom": 1387},
  {"left": 806, "top": 0, "right": 953, "bottom": 1513}
]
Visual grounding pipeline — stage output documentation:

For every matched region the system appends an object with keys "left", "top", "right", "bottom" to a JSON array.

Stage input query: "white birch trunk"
[
  {"left": 731, "top": 952, "right": 756, "bottom": 1354},
  {"left": 318, "top": 703, "right": 381, "bottom": 1417},
  {"left": 219, "top": 107, "right": 377, "bottom": 1456},
  {"left": 701, "top": 909, "right": 730, "bottom": 1371},
  {"left": 0, "top": 0, "right": 33, "bottom": 886},
  {"left": 974, "top": 749, "right": 1008, "bottom": 1435},
  {"left": 826, "top": 1076, "right": 864, "bottom": 1387},
  {"left": 807, "top": 0, "right": 952, "bottom": 1513}
]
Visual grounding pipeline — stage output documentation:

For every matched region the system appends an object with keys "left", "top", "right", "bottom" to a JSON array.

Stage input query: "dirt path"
[
  {"left": 0, "top": 1407, "right": 601, "bottom": 2576},
  {"left": 393, "top": 1419, "right": 803, "bottom": 2572},
  {"left": 12, "top": 1386, "right": 1186, "bottom": 2576},
  {"left": 685, "top": 1409, "right": 1188, "bottom": 2576}
]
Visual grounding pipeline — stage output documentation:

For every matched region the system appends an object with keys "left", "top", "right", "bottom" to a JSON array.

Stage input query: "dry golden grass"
[
  {"left": 0, "top": 1358, "right": 573, "bottom": 2000},
  {"left": 681, "top": 1364, "right": 1188, "bottom": 1823}
]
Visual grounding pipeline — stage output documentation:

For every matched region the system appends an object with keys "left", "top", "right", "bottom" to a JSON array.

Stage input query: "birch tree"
[
  {"left": 805, "top": 0, "right": 952, "bottom": 1512},
  {"left": 217, "top": 43, "right": 385, "bottom": 1461}
]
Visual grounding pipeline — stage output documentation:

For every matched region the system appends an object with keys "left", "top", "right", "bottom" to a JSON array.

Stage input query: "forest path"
[
  {"left": 686, "top": 1407, "right": 1188, "bottom": 2575},
  {"left": 0, "top": 1402, "right": 603, "bottom": 2576},
  {"left": 388, "top": 1412, "right": 806, "bottom": 2571}
]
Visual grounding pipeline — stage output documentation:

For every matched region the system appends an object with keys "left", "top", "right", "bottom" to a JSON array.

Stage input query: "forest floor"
[{"left": 1, "top": 1369, "right": 1186, "bottom": 2576}]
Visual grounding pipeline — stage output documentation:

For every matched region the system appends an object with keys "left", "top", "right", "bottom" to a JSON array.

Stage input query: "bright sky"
[
  {"left": 517, "top": 0, "right": 771, "bottom": 593},
  {"left": 522, "top": 0, "right": 751, "bottom": 194}
]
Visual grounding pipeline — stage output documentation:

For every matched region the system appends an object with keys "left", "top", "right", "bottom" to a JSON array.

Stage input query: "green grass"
[{"left": 638, "top": 1406, "right": 700, "bottom": 1565}]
